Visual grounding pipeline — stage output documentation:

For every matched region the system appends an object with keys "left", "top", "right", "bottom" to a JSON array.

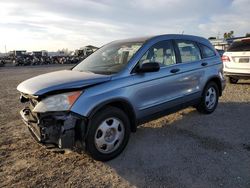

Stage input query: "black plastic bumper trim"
[{"left": 20, "top": 108, "right": 87, "bottom": 149}]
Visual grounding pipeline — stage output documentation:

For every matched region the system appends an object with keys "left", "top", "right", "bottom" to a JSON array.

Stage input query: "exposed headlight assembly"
[{"left": 33, "top": 91, "right": 81, "bottom": 113}]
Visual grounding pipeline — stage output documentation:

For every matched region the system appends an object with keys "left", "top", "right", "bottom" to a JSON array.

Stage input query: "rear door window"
[{"left": 176, "top": 40, "right": 201, "bottom": 63}]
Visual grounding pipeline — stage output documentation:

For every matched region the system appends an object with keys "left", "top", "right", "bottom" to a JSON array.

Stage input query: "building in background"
[{"left": 209, "top": 36, "right": 247, "bottom": 51}]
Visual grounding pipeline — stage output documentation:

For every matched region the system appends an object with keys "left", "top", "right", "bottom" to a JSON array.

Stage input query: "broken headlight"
[{"left": 33, "top": 91, "right": 81, "bottom": 113}]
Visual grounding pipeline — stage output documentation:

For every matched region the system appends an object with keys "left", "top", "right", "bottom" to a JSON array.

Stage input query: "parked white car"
[{"left": 222, "top": 38, "right": 250, "bottom": 83}]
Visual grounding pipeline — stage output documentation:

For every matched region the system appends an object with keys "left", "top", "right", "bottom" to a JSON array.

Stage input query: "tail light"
[{"left": 221, "top": 55, "right": 230, "bottom": 62}]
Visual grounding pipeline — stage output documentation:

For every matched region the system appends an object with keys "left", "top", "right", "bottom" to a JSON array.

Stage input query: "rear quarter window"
[{"left": 200, "top": 44, "right": 216, "bottom": 58}]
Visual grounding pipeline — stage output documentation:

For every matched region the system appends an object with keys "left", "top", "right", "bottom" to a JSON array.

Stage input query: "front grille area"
[
  {"left": 29, "top": 98, "right": 38, "bottom": 110},
  {"left": 20, "top": 92, "right": 39, "bottom": 110}
]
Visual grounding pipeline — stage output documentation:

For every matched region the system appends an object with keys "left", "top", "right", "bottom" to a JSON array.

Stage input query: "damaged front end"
[{"left": 19, "top": 93, "right": 87, "bottom": 149}]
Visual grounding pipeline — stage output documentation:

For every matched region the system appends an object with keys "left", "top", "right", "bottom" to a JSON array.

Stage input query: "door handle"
[
  {"left": 201, "top": 62, "right": 208, "bottom": 66},
  {"left": 170, "top": 68, "right": 180, "bottom": 73}
]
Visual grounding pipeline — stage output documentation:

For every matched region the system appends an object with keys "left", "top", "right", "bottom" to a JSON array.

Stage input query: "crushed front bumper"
[{"left": 20, "top": 108, "right": 87, "bottom": 149}]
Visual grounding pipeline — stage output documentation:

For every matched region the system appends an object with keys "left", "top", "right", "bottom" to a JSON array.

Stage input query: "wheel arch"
[
  {"left": 205, "top": 76, "right": 222, "bottom": 96},
  {"left": 88, "top": 98, "right": 137, "bottom": 132}
]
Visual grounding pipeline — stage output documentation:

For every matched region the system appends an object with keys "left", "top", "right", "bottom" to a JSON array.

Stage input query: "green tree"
[
  {"left": 246, "top": 33, "right": 250, "bottom": 37},
  {"left": 224, "top": 31, "right": 234, "bottom": 39}
]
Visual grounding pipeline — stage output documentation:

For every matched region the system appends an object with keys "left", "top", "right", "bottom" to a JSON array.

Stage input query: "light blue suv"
[{"left": 17, "top": 34, "right": 226, "bottom": 161}]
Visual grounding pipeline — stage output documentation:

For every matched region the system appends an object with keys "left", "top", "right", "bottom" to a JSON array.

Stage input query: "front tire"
[
  {"left": 196, "top": 82, "right": 219, "bottom": 114},
  {"left": 85, "top": 106, "right": 130, "bottom": 161}
]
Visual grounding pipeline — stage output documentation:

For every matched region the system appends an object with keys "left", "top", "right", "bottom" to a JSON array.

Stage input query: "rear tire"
[
  {"left": 196, "top": 82, "right": 219, "bottom": 114},
  {"left": 85, "top": 106, "right": 130, "bottom": 161},
  {"left": 229, "top": 77, "right": 238, "bottom": 84}
]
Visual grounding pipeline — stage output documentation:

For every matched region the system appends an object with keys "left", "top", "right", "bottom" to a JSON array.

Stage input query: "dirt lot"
[{"left": 0, "top": 65, "right": 250, "bottom": 188}]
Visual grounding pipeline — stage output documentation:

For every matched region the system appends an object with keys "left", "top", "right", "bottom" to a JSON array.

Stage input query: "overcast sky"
[{"left": 0, "top": 0, "right": 249, "bottom": 52}]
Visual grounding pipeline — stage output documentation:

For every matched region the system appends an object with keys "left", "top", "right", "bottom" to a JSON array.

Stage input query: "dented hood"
[{"left": 17, "top": 70, "right": 111, "bottom": 96}]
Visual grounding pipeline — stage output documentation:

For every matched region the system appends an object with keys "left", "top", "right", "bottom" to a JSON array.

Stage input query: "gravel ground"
[{"left": 0, "top": 65, "right": 250, "bottom": 188}]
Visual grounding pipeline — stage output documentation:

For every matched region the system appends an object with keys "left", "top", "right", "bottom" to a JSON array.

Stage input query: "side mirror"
[{"left": 136, "top": 62, "right": 160, "bottom": 73}]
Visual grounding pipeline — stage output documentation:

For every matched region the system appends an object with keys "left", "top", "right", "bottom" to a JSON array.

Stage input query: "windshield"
[
  {"left": 73, "top": 41, "right": 144, "bottom": 75},
  {"left": 228, "top": 39, "right": 250, "bottom": 52}
]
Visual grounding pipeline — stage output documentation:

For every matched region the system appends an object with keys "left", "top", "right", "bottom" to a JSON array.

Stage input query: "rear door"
[{"left": 173, "top": 39, "right": 205, "bottom": 100}]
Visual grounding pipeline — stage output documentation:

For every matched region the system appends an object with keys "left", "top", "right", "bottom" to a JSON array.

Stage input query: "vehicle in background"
[
  {"left": 222, "top": 38, "right": 250, "bottom": 84},
  {"left": 0, "top": 58, "right": 5, "bottom": 67},
  {"left": 216, "top": 49, "right": 225, "bottom": 57},
  {"left": 17, "top": 34, "right": 225, "bottom": 161},
  {"left": 0, "top": 53, "right": 8, "bottom": 67},
  {"left": 2, "top": 51, "right": 81, "bottom": 67},
  {"left": 1, "top": 46, "right": 98, "bottom": 67},
  {"left": 75, "top": 45, "right": 99, "bottom": 58},
  {"left": 10, "top": 50, "right": 31, "bottom": 66}
]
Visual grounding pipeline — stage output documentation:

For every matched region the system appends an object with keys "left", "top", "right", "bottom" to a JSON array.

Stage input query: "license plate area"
[{"left": 239, "top": 58, "right": 249, "bottom": 63}]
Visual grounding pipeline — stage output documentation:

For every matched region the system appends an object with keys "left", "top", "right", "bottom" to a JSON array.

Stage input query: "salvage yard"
[{"left": 0, "top": 65, "right": 250, "bottom": 188}]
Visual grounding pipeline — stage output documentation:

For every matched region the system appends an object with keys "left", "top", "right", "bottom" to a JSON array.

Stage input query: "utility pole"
[
  {"left": 5, "top": 45, "right": 7, "bottom": 53},
  {"left": 217, "top": 32, "right": 220, "bottom": 39}
]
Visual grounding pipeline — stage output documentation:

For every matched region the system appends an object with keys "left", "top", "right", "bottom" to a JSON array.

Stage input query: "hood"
[{"left": 17, "top": 70, "right": 111, "bottom": 96}]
